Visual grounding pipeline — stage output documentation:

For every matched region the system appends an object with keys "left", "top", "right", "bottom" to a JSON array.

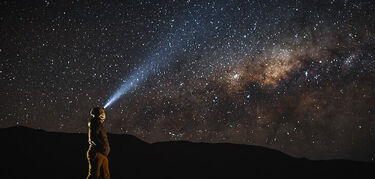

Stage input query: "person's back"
[{"left": 87, "top": 107, "right": 110, "bottom": 179}]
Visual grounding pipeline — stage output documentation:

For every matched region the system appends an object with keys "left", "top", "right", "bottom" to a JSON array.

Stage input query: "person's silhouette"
[{"left": 87, "top": 107, "right": 110, "bottom": 179}]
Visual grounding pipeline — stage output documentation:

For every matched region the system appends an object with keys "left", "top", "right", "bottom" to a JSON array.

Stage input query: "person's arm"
[{"left": 88, "top": 121, "right": 96, "bottom": 145}]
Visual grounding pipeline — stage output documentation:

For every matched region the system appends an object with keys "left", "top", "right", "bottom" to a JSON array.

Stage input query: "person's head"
[{"left": 90, "top": 107, "right": 106, "bottom": 121}]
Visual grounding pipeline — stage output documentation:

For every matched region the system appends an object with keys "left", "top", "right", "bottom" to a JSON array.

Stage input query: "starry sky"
[{"left": 1, "top": 0, "right": 375, "bottom": 161}]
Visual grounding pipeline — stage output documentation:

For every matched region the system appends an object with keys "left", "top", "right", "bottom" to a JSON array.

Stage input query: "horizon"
[
  {"left": 2, "top": 124, "right": 374, "bottom": 162},
  {"left": 3, "top": 125, "right": 374, "bottom": 162}
]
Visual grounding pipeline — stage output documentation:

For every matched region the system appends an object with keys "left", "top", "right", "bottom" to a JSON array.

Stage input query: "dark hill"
[{"left": 0, "top": 126, "right": 373, "bottom": 178}]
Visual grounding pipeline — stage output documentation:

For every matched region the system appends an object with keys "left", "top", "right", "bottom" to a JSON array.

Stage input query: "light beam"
[{"left": 104, "top": 16, "right": 206, "bottom": 109}]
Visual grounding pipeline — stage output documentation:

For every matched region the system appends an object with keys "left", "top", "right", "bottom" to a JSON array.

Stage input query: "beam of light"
[{"left": 104, "top": 16, "right": 206, "bottom": 109}]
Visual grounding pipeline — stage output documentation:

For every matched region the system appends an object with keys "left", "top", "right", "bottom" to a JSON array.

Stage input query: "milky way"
[{"left": 1, "top": 0, "right": 375, "bottom": 161}]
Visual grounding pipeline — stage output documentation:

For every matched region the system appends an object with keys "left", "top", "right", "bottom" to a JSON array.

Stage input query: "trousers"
[{"left": 87, "top": 150, "right": 110, "bottom": 179}]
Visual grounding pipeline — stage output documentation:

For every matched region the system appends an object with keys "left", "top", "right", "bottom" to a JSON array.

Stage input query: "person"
[{"left": 87, "top": 107, "right": 110, "bottom": 179}]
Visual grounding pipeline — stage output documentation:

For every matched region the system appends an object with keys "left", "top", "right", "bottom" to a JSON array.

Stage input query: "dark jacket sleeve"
[{"left": 90, "top": 119, "right": 110, "bottom": 156}]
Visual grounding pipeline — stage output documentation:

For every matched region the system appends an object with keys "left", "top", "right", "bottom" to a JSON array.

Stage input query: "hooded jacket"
[{"left": 88, "top": 117, "right": 110, "bottom": 156}]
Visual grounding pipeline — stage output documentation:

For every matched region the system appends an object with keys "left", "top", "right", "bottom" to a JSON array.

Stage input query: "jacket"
[{"left": 88, "top": 117, "right": 110, "bottom": 156}]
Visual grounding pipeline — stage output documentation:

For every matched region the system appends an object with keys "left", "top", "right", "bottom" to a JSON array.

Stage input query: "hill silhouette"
[{"left": 0, "top": 126, "right": 373, "bottom": 178}]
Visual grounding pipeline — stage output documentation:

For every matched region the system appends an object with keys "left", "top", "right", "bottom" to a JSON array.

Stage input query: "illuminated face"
[{"left": 99, "top": 112, "right": 106, "bottom": 121}]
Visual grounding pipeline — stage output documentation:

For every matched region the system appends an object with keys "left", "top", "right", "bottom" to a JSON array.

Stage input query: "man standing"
[{"left": 87, "top": 107, "right": 110, "bottom": 179}]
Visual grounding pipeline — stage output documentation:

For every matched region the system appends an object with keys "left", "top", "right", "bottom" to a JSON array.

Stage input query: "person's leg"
[
  {"left": 87, "top": 150, "right": 91, "bottom": 179},
  {"left": 87, "top": 151, "right": 98, "bottom": 179},
  {"left": 95, "top": 153, "right": 105, "bottom": 179},
  {"left": 101, "top": 154, "right": 110, "bottom": 179}
]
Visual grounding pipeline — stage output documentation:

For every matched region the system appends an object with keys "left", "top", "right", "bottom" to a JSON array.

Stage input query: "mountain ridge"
[{"left": 0, "top": 126, "right": 373, "bottom": 178}]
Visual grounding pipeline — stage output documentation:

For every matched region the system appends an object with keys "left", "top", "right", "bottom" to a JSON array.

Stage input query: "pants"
[{"left": 87, "top": 150, "right": 110, "bottom": 179}]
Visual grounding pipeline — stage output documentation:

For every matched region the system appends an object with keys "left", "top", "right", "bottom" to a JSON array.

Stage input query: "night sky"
[{"left": 1, "top": 0, "right": 375, "bottom": 161}]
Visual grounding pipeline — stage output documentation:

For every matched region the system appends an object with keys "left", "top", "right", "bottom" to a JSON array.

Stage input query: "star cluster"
[{"left": 1, "top": 0, "right": 375, "bottom": 161}]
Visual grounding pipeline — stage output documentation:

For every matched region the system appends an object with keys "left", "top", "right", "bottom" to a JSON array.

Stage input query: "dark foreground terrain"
[{"left": 0, "top": 126, "right": 373, "bottom": 178}]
